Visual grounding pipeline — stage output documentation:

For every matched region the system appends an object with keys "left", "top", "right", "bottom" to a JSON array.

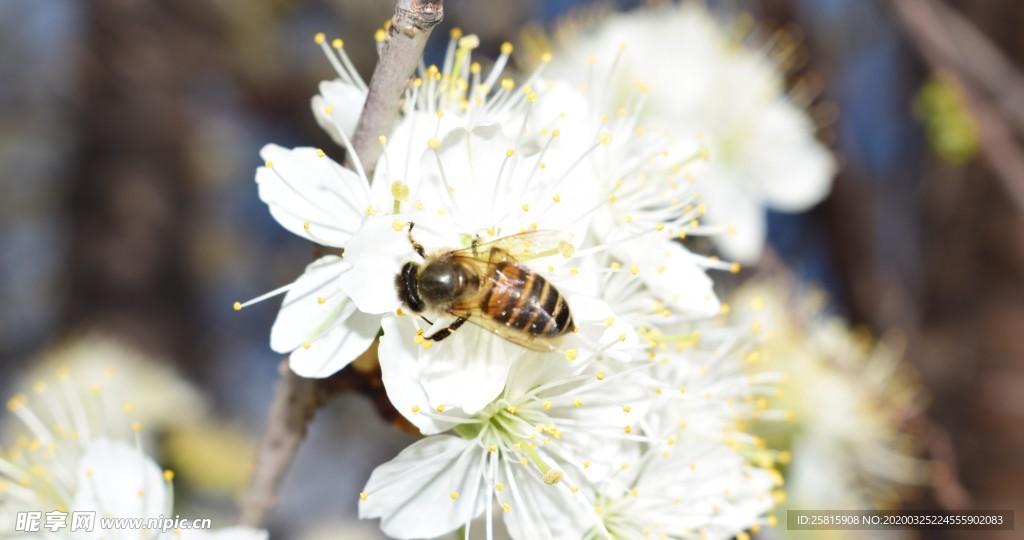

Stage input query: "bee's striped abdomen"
[{"left": 484, "top": 262, "right": 574, "bottom": 337}]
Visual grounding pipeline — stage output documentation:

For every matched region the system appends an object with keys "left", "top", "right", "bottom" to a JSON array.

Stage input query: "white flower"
[
  {"left": 729, "top": 281, "right": 928, "bottom": 510},
  {"left": 581, "top": 440, "right": 778, "bottom": 540},
  {"left": 547, "top": 2, "right": 836, "bottom": 263},
  {"left": 360, "top": 353, "right": 653, "bottom": 540},
  {"left": 0, "top": 369, "right": 266, "bottom": 540},
  {"left": 1, "top": 335, "right": 207, "bottom": 438}
]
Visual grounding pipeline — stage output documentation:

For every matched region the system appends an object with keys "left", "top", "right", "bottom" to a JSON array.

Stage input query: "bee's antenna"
[{"left": 407, "top": 221, "right": 426, "bottom": 258}]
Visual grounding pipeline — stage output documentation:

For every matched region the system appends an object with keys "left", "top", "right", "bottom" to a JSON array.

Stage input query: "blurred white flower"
[
  {"left": 547, "top": 2, "right": 836, "bottom": 263},
  {"left": 1, "top": 335, "right": 207, "bottom": 438},
  {"left": 730, "top": 281, "right": 929, "bottom": 514},
  {"left": 0, "top": 368, "right": 265, "bottom": 540}
]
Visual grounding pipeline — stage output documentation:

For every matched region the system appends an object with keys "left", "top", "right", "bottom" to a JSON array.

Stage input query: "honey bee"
[{"left": 395, "top": 223, "right": 576, "bottom": 351}]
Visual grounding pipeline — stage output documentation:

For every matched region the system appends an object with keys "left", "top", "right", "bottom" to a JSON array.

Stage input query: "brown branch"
[
  {"left": 346, "top": 0, "right": 444, "bottom": 177},
  {"left": 891, "top": 0, "right": 1024, "bottom": 215},
  {"left": 238, "top": 346, "right": 383, "bottom": 526}
]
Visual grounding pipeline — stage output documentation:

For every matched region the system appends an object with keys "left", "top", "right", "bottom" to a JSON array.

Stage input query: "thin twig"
[
  {"left": 239, "top": 0, "right": 443, "bottom": 527},
  {"left": 891, "top": 0, "right": 1024, "bottom": 215},
  {"left": 346, "top": 0, "right": 444, "bottom": 177}
]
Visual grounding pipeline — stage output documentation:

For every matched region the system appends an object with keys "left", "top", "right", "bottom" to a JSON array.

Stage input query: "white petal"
[
  {"left": 380, "top": 314, "right": 527, "bottom": 415},
  {"left": 640, "top": 241, "right": 720, "bottom": 317},
  {"left": 71, "top": 438, "right": 165, "bottom": 520},
  {"left": 256, "top": 144, "right": 371, "bottom": 247},
  {"left": 701, "top": 179, "right": 766, "bottom": 264},
  {"left": 288, "top": 310, "right": 380, "bottom": 378},
  {"left": 377, "top": 315, "right": 467, "bottom": 434},
  {"left": 270, "top": 255, "right": 350, "bottom": 353},
  {"left": 752, "top": 100, "right": 836, "bottom": 212},
  {"left": 311, "top": 79, "right": 366, "bottom": 146},
  {"left": 359, "top": 436, "right": 486, "bottom": 540}
]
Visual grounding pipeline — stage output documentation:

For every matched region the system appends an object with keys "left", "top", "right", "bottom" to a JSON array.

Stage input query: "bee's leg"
[
  {"left": 425, "top": 316, "right": 467, "bottom": 342},
  {"left": 407, "top": 222, "right": 426, "bottom": 258}
]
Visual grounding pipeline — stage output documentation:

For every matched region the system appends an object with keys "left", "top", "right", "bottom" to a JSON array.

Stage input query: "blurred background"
[{"left": 0, "top": 0, "right": 1022, "bottom": 538}]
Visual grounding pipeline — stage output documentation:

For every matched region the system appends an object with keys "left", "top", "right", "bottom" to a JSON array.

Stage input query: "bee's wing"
[
  {"left": 450, "top": 305, "right": 561, "bottom": 352},
  {"left": 449, "top": 230, "right": 572, "bottom": 263}
]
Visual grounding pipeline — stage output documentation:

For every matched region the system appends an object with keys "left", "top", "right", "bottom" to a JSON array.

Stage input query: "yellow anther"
[
  {"left": 391, "top": 219, "right": 406, "bottom": 232},
  {"left": 302, "top": 341, "right": 311, "bottom": 350},
  {"left": 375, "top": 29, "right": 387, "bottom": 42},
  {"left": 324, "top": 106, "right": 334, "bottom": 115},
  {"left": 599, "top": 133, "right": 612, "bottom": 145},
  {"left": 520, "top": 457, "right": 528, "bottom": 465},
  {"left": 303, "top": 221, "right": 310, "bottom": 231},
  {"left": 542, "top": 400, "right": 552, "bottom": 410},
  {"left": 542, "top": 470, "right": 563, "bottom": 485},
  {"left": 359, "top": 492, "right": 368, "bottom": 501},
  {"left": 506, "top": 149, "right": 515, "bottom": 157},
  {"left": 316, "top": 148, "right": 325, "bottom": 158},
  {"left": 427, "top": 138, "right": 440, "bottom": 150},
  {"left": 564, "top": 349, "right": 578, "bottom": 361},
  {"left": 331, "top": 38, "right": 343, "bottom": 49},
  {"left": 314, "top": 32, "right": 326, "bottom": 44},
  {"left": 232, "top": 302, "right": 242, "bottom": 311},
  {"left": 163, "top": 470, "right": 174, "bottom": 482},
  {"left": 624, "top": 425, "right": 632, "bottom": 433},
  {"left": 436, "top": 404, "right": 446, "bottom": 413},
  {"left": 596, "top": 372, "right": 605, "bottom": 381},
  {"left": 730, "top": 262, "right": 742, "bottom": 274},
  {"left": 411, "top": 405, "right": 421, "bottom": 414},
  {"left": 502, "top": 503, "right": 511, "bottom": 512},
  {"left": 630, "top": 264, "right": 639, "bottom": 276},
  {"left": 317, "top": 296, "right": 326, "bottom": 305},
  {"left": 720, "top": 303, "right": 731, "bottom": 315},
  {"left": 551, "top": 129, "right": 561, "bottom": 138},
  {"left": 500, "top": 42, "right": 513, "bottom": 55},
  {"left": 506, "top": 406, "right": 517, "bottom": 414},
  {"left": 450, "top": 491, "right": 459, "bottom": 500},
  {"left": 552, "top": 194, "right": 561, "bottom": 203},
  {"left": 573, "top": 399, "right": 582, "bottom": 408},
  {"left": 131, "top": 422, "right": 142, "bottom": 433},
  {"left": 470, "top": 62, "right": 481, "bottom": 74},
  {"left": 264, "top": 160, "right": 273, "bottom": 169},
  {"left": 541, "top": 52, "right": 552, "bottom": 63},
  {"left": 449, "top": 27, "right": 462, "bottom": 39},
  {"left": 458, "top": 34, "right": 480, "bottom": 49},
  {"left": 496, "top": 482, "right": 505, "bottom": 492},
  {"left": 623, "top": 214, "right": 633, "bottom": 223},
  {"left": 487, "top": 445, "right": 497, "bottom": 452},
  {"left": 521, "top": 204, "right": 529, "bottom": 211},
  {"left": 501, "top": 78, "right": 515, "bottom": 90},
  {"left": 608, "top": 194, "right": 618, "bottom": 203}
]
